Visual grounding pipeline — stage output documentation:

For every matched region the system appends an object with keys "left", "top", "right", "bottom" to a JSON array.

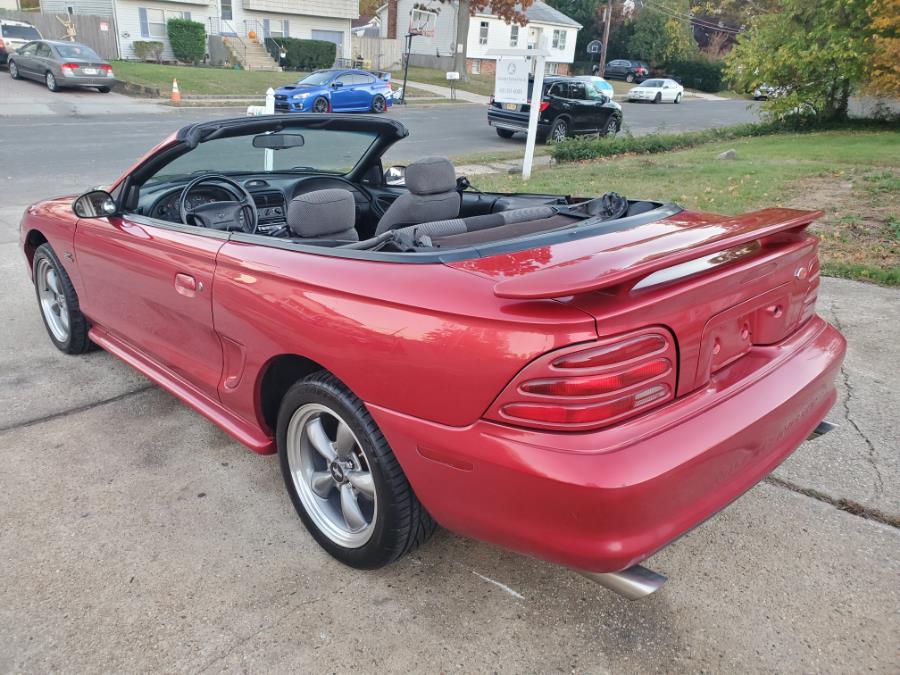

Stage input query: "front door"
[{"left": 74, "top": 215, "right": 226, "bottom": 401}]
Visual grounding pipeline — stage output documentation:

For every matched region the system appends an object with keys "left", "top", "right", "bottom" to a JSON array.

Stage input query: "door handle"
[{"left": 174, "top": 273, "right": 203, "bottom": 297}]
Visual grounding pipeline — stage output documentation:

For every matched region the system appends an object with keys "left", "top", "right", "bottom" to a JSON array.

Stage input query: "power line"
[{"left": 640, "top": 0, "right": 745, "bottom": 35}]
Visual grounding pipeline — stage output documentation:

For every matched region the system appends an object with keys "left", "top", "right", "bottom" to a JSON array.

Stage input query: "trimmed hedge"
[
  {"left": 551, "top": 119, "right": 898, "bottom": 163},
  {"left": 132, "top": 40, "right": 164, "bottom": 63},
  {"left": 265, "top": 37, "right": 336, "bottom": 71},
  {"left": 167, "top": 18, "right": 206, "bottom": 64},
  {"left": 664, "top": 56, "right": 725, "bottom": 92}
]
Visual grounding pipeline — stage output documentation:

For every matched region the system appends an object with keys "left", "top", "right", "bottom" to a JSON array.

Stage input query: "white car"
[{"left": 627, "top": 78, "right": 684, "bottom": 104}]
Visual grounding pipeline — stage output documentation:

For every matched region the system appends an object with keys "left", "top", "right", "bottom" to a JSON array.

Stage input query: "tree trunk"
[
  {"left": 836, "top": 78, "right": 851, "bottom": 121},
  {"left": 453, "top": 0, "right": 471, "bottom": 80}
]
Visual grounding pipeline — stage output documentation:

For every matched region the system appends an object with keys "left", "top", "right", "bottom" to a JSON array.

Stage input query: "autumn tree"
[
  {"left": 865, "top": 0, "right": 900, "bottom": 97},
  {"left": 725, "top": 0, "right": 873, "bottom": 120}
]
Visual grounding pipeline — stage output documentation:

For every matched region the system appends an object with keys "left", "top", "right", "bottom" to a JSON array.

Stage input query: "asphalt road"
[{"left": 0, "top": 75, "right": 897, "bottom": 673}]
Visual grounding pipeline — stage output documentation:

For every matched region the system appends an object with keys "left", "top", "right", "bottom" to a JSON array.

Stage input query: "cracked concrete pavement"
[{"left": 0, "top": 101, "right": 897, "bottom": 671}]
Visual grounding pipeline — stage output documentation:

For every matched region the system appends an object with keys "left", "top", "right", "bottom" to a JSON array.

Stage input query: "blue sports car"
[{"left": 274, "top": 69, "right": 394, "bottom": 114}]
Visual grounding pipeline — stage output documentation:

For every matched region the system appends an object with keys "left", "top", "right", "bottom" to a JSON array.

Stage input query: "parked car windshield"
[
  {"left": 1, "top": 24, "right": 40, "bottom": 39},
  {"left": 641, "top": 79, "right": 664, "bottom": 87},
  {"left": 298, "top": 70, "right": 338, "bottom": 86},
  {"left": 54, "top": 43, "right": 101, "bottom": 60},
  {"left": 146, "top": 128, "right": 380, "bottom": 183}
]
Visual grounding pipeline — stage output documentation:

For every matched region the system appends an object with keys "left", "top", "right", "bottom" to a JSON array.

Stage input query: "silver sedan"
[{"left": 8, "top": 40, "right": 116, "bottom": 93}]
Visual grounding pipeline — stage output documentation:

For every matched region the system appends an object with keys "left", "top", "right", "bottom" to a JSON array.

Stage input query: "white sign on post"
[{"left": 493, "top": 57, "right": 529, "bottom": 104}]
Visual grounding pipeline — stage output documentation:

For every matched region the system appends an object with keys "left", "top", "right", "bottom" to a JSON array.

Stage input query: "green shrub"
[
  {"left": 265, "top": 37, "right": 336, "bottom": 71},
  {"left": 551, "top": 119, "right": 897, "bottom": 163},
  {"left": 132, "top": 40, "right": 164, "bottom": 63},
  {"left": 167, "top": 18, "right": 206, "bottom": 64},
  {"left": 665, "top": 57, "right": 725, "bottom": 92}
]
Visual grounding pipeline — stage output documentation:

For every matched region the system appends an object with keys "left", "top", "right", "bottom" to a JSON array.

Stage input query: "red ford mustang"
[{"left": 19, "top": 115, "right": 845, "bottom": 599}]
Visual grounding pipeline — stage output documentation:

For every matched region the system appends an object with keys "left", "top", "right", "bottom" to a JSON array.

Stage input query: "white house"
[
  {"left": 39, "top": 0, "right": 356, "bottom": 62},
  {"left": 376, "top": 0, "right": 580, "bottom": 75}
]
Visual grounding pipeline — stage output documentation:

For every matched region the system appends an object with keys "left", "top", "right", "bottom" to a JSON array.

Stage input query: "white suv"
[{"left": 0, "top": 19, "right": 42, "bottom": 66}]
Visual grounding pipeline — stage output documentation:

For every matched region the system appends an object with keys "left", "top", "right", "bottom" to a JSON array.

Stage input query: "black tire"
[
  {"left": 653, "top": 92, "right": 661, "bottom": 104},
  {"left": 371, "top": 94, "right": 386, "bottom": 113},
  {"left": 97, "top": 86, "right": 111, "bottom": 93},
  {"left": 9, "top": 60, "right": 20, "bottom": 80},
  {"left": 277, "top": 371, "right": 437, "bottom": 569},
  {"left": 496, "top": 128, "right": 515, "bottom": 139},
  {"left": 674, "top": 93, "right": 682, "bottom": 104},
  {"left": 46, "top": 71, "right": 59, "bottom": 92},
  {"left": 546, "top": 117, "right": 568, "bottom": 144},
  {"left": 312, "top": 96, "right": 329, "bottom": 113},
  {"left": 626, "top": 73, "right": 635, "bottom": 83},
  {"left": 603, "top": 115, "right": 619, "bottom": 137},
  {"left": 32, "top": 243, "right": 94, "bottom": 354}
]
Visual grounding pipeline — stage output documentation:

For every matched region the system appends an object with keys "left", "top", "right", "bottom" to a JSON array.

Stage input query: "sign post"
[{"left": 489, "top": 36, "right": 550, "bottom": 181}]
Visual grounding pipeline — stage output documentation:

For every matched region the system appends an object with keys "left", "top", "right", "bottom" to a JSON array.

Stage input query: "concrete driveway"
[
  {"left": 0, "top": 92, "right": 897, "bottom": 673},
  {"left": 0, "top": 67, "right": 167, "bottom": 117}
]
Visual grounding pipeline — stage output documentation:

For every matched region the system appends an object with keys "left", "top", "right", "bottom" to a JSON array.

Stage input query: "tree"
[
  {"left": 626, "top": 3, "right": 696, "bottom": 66},
  {"left": 725, "top": 0, "right": 874, "bottom": 120},
  {"left": 865, "top": 0, "right": 900, "bottom": 97}
]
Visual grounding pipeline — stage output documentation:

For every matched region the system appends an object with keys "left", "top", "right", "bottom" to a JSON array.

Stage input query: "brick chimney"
[{"left": 387, "top": 0, "right": 398, "bottom": 39}]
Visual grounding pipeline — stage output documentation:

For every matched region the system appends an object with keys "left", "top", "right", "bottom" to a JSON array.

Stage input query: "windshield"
[
  {"left": 298, "top": 70, "right": 338, "bottom": 86},
  {"left": 2, "top": 25, "right": 40, "bottom": 39},
  {"left": 55, "top": 43, "right": 101, "bottom": 60},
  {"left": 641, "top": 79, "right": 664, "bottom": 88},
  {"left": 146, "top": 127, "right": 379, "bottom": 184}
]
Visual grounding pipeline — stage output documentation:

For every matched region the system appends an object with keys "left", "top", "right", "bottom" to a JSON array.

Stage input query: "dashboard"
[{"left": 142, "top": 175, "right": 370, "bottom": 233}]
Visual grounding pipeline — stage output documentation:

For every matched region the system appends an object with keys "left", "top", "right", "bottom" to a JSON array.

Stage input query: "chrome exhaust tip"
[
  {"left": 807, "top": 420, "right": 838, "bottom": 440},
  {"left": 580, "top": 564, "right": 667, "bottom": 600}
]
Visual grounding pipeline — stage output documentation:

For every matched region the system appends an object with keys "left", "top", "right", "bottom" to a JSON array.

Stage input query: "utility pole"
[{"left": 599, "top": 0, "right": 613, "bottom": 74}]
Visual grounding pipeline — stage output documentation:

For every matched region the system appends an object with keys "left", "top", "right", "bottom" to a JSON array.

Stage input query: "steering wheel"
[{"left": 178, "top": 174, "right": 259, "bottom": 234}]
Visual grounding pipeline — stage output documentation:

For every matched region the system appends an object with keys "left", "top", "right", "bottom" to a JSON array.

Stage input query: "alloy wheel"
[
  {"left": 36, "top": 257, "right": 70, "bottom": 342},
  {"left": 286, "top": 403, "right": 377, "bottom": 548},
  {"left": 313, "top": 97, "right": 328, "bottom": 113},
  {"left": 551, "top": 121, "right": 568, "bottom": 143},
  {"left": 46, "top": 72, "right": 57, "bottom": 92},
  {"left": 606, "top": 117, "right": 618, "bottom": 136},
  {"left": 9, "top": 62, "right": 18, "bottom": 79},
  {"left": 372, "top": 96, "right": 385, "bottom": 113}
]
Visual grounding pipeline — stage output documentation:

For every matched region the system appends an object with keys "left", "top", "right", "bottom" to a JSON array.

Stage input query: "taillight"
[
  {"left": 61, "top": 63, "right": 79, "bottom": 75},
  {"left": 539, "top": 101, "right": 550, "bottom": 112},
  {"left": 0, "top": 39, "right": 5, "bottom": 50},
  {"left": 486, "top": 327, "right": 677, "bottom": 431},
  {"left": 101, "top": 64, "right": 113, "bottom": 72}
]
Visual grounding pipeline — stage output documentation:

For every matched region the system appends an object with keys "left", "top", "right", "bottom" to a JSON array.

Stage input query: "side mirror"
[
  {"left": 73, "top": 190, "right": 118, "bottom": 218},
  {"left": 332, "top": 81, "right": 344, "bottom": 88},
  {"left": 384, "top": 165, "right": 406, "bottom": 186}
]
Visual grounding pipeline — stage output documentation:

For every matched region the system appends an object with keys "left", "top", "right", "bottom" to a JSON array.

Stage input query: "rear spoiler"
[{"left": 492, "top": 208, "right": 822, "bottom": 299}]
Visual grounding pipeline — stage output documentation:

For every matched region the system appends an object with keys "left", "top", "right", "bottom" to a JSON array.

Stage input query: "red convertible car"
[{"left": 19, "top": 115, "right": 844, "bottom": 599}]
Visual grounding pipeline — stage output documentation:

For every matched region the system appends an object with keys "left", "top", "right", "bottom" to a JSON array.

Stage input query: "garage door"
[{"left": 311, "top": 29, "right": 344, "bottom": 62}]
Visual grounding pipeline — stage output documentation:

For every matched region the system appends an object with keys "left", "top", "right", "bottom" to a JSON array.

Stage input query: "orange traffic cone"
[{"left": 171, "top": 78, "right": 181, "bottom": 104}]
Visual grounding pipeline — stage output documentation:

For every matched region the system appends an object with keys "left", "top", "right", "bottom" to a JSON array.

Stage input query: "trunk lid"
[{"left": 448, "top": 207, "right": 822, "bottom": 396}]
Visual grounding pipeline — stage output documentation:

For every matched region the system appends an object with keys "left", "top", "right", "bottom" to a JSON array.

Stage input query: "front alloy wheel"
[
  {"left": 32, "top": 243, "right": 94, "bottom": 354},
  {"left": 277, "top": 372, "right": 436, "bottom": 569},
  {"left": 604, "top": 116, "right": 618, "bottom": 136},
  {"left": 312, "top": 96, "right": 328, "bottom": 113},
  {"left": 548, "top": 118, "right": 568, "bottom": 144},
  {"left": 9, "top": 61, "right": 19, "bottom": 79}
]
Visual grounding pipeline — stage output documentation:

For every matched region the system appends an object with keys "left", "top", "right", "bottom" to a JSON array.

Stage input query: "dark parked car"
[
  {"left": 488, "top": 76, "right": 622, "bottom": 143},
  {"left": 8, "top": 40, "right": 115, "bottom": 93},
  {"left": 0, "top": 19, "right": 41, "bottom": 65},
  {"left": 604, "top": 59, "right": 650, "bottom": 83}
]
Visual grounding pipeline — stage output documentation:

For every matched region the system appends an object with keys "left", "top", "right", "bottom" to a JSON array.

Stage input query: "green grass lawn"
[
  {"left": 391, "top": 66, "right": 495, "bottom": 97},
  {"left": 475, "top": 130, "right": 900, "bottom": 285},
  {"left": 113, "top": 61, "right": 298, "bottom": 96}
]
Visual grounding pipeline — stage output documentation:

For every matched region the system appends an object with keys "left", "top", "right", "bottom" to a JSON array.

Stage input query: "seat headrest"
[
  {"left": 287, "top": 188, "right": 358, "bottom": 240},
  {"left": 405, "top": 156, "right": 456, "bottom": 195}
]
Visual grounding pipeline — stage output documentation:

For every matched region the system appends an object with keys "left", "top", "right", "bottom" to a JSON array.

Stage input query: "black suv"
[
  {"left": 603, "top": 59, "right": 649, "bottom": 83},
  {"left": 488, "top": 76, "right": 622, "bottom": 143}
]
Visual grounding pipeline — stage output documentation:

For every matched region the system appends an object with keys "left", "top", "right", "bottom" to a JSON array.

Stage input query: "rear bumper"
[
  {"left": 369, "top": 316, "right": 845, "bottom": 573},
  {"left": 60, "top": 75, "right": 116, "bottom": 87},
  {"left": 487, "top": 111, "right": 550, "bottom": 135}
]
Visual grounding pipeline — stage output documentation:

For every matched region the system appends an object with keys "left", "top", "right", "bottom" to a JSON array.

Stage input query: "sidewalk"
[{"left": 405, "top": 80, "right": 490, "bottom": 104}]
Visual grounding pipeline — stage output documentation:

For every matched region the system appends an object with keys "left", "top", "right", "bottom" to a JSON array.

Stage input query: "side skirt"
[{"left": 89, "top": 326, "right": 275, "bottom": 454}]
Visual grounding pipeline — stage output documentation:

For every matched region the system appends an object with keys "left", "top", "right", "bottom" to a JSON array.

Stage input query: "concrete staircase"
[{"left": 223, "top": 37, "right": 282, "bottom": 72}]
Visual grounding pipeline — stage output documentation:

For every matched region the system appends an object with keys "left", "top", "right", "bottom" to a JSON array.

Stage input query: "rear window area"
[
  {"left": 54, "top": 43, "right": 101, "bottom": 60},
  {"left": 1, "top": 24, "right": 41, "bottom": 40}
]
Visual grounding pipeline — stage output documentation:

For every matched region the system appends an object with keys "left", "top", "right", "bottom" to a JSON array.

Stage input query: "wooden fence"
[
  {"left": 0, "top": 10, "right": 120, "bottom": 60},
  {"left": 350, "top": 36, "right": 403, "bottom": 72}
]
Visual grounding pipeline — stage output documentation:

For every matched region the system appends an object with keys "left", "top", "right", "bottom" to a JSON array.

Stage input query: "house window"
[
  {"left": 510, "top": 25, "right": 518, "bottom": 47},
  {"left": 220, "top": 0, "right": 232, "bottom": 21},
  {"left": 479, "top": 21, "right": 489, "bottom": 45},
  {"left": 167, "top": 10, "right": 187, "bottom": 20},
  {"left": 552, "top": 29, "right": 566, "bottom": 50},
  {"left": 470, "top": 58, "right": 481, "bottom": 74},
  {"left": 545, "top": 61, "right": 560, "bottom": 75},
  {"left": 145, "top": 8, "right": 166, "bottom": 38}
]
